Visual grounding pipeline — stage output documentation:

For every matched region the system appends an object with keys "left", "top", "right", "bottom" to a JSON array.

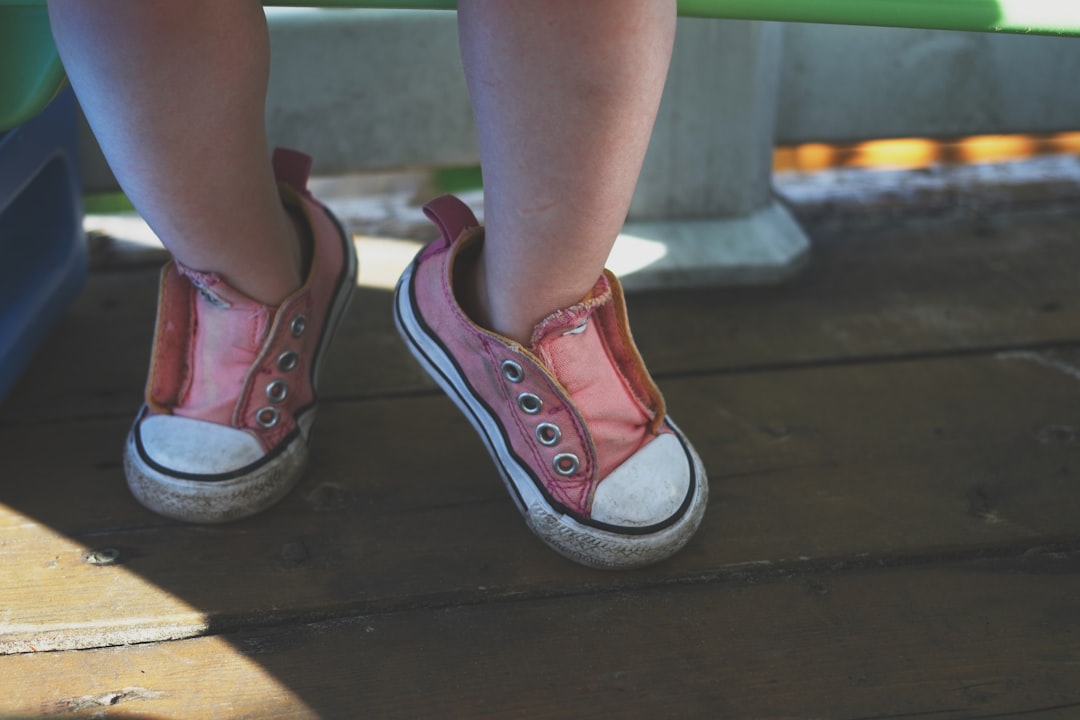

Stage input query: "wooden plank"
[
  {"left": 5, "top": 349, "right": 1080, "bottom": 652},
  {"left": 5, "top": 211, "right": 1080, "bottom": 423},
  {"left": 632, "top": 209, "right": 1080, "bottom": 378},
  {"left": 5, "top": 552, "right": 1080, "bottom": 718}
]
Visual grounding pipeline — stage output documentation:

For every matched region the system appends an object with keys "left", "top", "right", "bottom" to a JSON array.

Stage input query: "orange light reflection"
[{"left": 775, "top": 131, "right": 1080, "bottom": 173}]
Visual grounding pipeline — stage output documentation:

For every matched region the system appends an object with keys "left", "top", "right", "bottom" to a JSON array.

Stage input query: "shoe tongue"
[
  {"left": 528, "top": 274, "right": 613, "bottom": 349},
  {"left": 527, "top": 272, "right": 657, "bottom": 481},
  {"left": 171, "top": 262, "right": 274, "bottom": 424}
]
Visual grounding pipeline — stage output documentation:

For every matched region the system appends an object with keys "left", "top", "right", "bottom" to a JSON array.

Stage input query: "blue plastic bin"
[{"left": 0, "top": 86, "right": 86, "bottom": 403}]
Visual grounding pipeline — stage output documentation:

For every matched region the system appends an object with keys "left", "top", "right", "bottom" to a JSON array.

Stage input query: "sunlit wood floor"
[{"left": 4, "top": 164, "right": 1080, "bottom": 718}]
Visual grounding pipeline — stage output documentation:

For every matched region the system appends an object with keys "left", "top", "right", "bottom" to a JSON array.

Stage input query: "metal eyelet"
[
  {"left": 501, "top": 360, "right": 524, "bottom": 384},
  {"left": 290, "top": 315, "right": 307, "bottom": 338},
  {"left": 552, "top": 453, "right": 580, "bottom": 476},
  {"left": 535, "top": 422, "right": 561, "bottom": 446},
  {"left": 255, "top": 407, "right": 280, "bottom": 428},
  {"left": 517, "top": 392, "right": 543, "bottom": 415},
  {"left": 277, "top": 350, "right": 299, "bottom": 372},
  {"left": 266, "top": 379, "right": 289, "bottom": 404}
]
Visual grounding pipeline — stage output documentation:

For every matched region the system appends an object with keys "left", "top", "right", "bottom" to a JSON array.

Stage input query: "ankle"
[
  {"left": 456, "top": 246, "right": 539, "bottom": 346},
  {"left": 212, "top": 207, "right": 305, "bottom": 307}
]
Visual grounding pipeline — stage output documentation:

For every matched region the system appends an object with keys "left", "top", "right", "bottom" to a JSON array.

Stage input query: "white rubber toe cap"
[
  {"left": 589, "top": 433, "right": 691, "bottom": 528},
  {"left": 138, "top": 415, "right": 266, "bottom": 475}
]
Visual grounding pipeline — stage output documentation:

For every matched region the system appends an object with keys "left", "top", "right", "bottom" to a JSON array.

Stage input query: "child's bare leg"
[
  {"left": 47, "top": 0, "right": 300, "bottom": 305},
  {"left": 457, "top": 0, "right": 676, "bottom": 343}
]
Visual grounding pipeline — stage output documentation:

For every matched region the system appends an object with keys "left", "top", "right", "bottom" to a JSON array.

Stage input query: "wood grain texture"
[
  {"left": 5, "top": 554, "right": 1080, "bottom": 719},
  {"left": 5, "top": 349, "right": 1080, "bottom": 653}
]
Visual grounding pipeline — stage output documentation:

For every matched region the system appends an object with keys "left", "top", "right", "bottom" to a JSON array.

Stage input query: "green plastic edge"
[{"left": 0, "top": 6, "right": 66, "bottom": 132}]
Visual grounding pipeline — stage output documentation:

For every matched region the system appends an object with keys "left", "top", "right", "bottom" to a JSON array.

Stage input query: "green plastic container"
[{"left": 0, "top": 5, "right": 65, "bottom": 131}]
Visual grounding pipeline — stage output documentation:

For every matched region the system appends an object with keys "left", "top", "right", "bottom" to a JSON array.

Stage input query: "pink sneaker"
[
  {"left": 394, "top": 196, "right": 708, "bottom": 568},
  {"left": 124, "top": 149, "right": 357, "bottom": 523}
]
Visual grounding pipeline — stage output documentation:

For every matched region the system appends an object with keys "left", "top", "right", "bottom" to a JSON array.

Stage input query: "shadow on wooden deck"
[{"left": 3, "top": 162, "right": 1080, "bottom": 718}]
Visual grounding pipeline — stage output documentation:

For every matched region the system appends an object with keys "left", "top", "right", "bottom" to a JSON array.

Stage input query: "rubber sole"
[{"left": 124, "top": 429, "right": 309, "bottom": 523}]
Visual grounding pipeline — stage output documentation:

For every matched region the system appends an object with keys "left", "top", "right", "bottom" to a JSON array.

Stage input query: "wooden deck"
[{"left": 4, "top": 165, "right": 1080, "bottom": 718}]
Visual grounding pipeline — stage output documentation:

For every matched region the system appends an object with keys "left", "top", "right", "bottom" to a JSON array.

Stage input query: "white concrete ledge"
[{"left": 615, "top": 200, "right": 809, "bottom": 291}]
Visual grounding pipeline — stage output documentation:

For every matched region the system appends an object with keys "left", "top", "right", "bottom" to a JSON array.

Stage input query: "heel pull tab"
[
  {"left": 423, "top": 195, "right": 479, "bottom": 249},
  {"left": 272, "top": 148, "right": 313, "bottom": 194}
]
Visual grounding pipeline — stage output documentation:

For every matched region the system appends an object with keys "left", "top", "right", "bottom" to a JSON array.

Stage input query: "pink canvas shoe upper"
[
  {"left": 527, "top": 273, "right": 665, "bottom": 480},
  {"left": 140, "top": 149, "right": 349, "bottom": 458},
  {"left": 409, "top": 197, "right": 676, "bottom": 519}
]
